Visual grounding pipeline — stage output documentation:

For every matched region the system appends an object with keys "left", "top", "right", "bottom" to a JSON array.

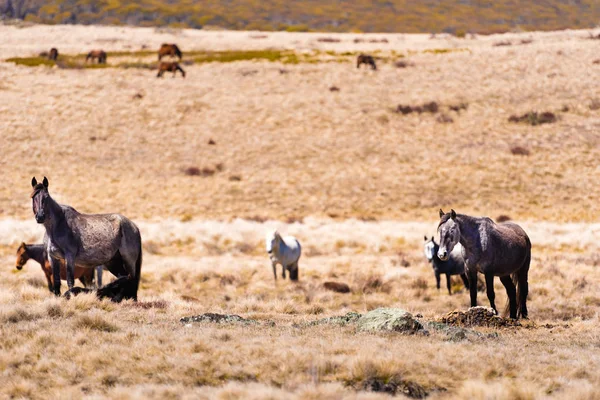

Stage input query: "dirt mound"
[
  {"left": 323, "top": 281, "right": 351, "bottom": 293},
  {"left": 439, "top": 307, "right": 521, "bottom": 328}
]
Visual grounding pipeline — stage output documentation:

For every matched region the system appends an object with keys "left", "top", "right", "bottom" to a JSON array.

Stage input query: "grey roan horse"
[
  {"left": 30, "top": 177, "right": 142, "bottom": 301},
  {"left": 423, "top": 236, "right": 469, "bottom": 295},
  {"left": 437, "top": 209, "right": 531, "bottom": 319}
]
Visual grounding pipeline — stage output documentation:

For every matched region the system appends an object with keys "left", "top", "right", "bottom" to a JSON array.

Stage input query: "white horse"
[{"left": 266, "top": 230, "right": 301, "bottom": 281}]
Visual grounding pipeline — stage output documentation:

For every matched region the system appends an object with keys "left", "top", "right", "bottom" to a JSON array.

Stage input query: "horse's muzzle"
[
  {"left": 16, "top": 265, "right": 22, "bottom": 271},
  {"left": 438, "top": 251, "right": 449, "bottom": 261},
  {"left": 35, "top": 213, "right": 45, "bottom": 223},
  {"left": 267, "top": 250, "right": 272, "bottom": 254}
]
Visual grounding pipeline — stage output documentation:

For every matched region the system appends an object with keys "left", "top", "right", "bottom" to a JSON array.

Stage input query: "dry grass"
[
  {"left": 1, "top": 27, "right": 600, "bottom": 221},
  {"left": 1, "top": 24, "right": 600, "bottom": 398},
  {"left": 1, "top": 222, "right": 600, "bottom": 398}
]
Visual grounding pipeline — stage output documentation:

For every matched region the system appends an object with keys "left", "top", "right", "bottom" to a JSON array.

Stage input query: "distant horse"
[
  {"left": 157, "top": 62, "right": 186, "bottom": 78},
  {"left": 437, "top": 209, "right": 531, "bottom": 319},
  {"left": 266, "top": 230, "right": 301, "bottom": 281},
  {"left": 86, "top": 50, "right": 107, "bottom": 64},
  {"left": 357, "top": 54, "right": 377, "bottom": 70},
  {"left": 423, "top": 236, "right": 469, "bottom": 294},
  {"left": 15, "top": 242, "right": 97, "bottom": 292},
  {"left": 158, "top": 43, "right": 182, "bottom": 60},
  {"left": 30, "top": 177, "right": 142, "bottom": 301},
  {"left": 48, "top": 48, "right": 59, "bottom": 61}
]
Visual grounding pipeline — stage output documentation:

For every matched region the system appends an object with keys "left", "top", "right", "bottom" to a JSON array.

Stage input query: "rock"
[
  {"left": 357, "top": 308, "right": 423, "bottom": 334},
  {"left": 180, "top": 313, "right": 256, "bottom": 325},
  {"left": 423, "top": 321, "right": 485, "bottom": 341},
  {"left": 311, "top": 312, "right": 362, "bottom": 326},
  {"left": 439, "top": 306, "right": 521, "bottom": 328},
  {"left": 357, "top": 376, "right": 430, "bottom": 398},
  {"left": 323, "top": 281, "right": 351, "bottom": 293}
]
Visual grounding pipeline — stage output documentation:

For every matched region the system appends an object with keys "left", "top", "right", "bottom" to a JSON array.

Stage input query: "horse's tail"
[
  {"left": 504, "top": 237, "right": 531, "bottom": 318},
  {"left": 174, "top": 45, "right": 182, "bottom": 59},
  {"left": 133, "top": 238, "right": 143, "bottom": 300}
]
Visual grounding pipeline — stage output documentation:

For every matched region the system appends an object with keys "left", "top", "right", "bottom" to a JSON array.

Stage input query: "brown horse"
[
  {"left": 15, "top": 242, "right": 96, "bottom": 293},
  {"left": 157, "top": 62, "right": 186, "bottom": 78},
  {"left": 357, "top": 54, "right": 377, "bottom": 70},
  {"left": 86, "top": 50, "right": 107, "bottom": 64},
  {"left": 158, "top": 43, "right": 182, "bottom": 60},
  {"left": 48, "top": 48, "right": 59, "bottom": 61}
]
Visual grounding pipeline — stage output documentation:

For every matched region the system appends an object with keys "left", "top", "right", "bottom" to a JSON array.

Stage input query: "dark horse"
[
  {"left": 158, "top": 43, "right": 182, "bottom": 60},
  {"left": 357, "top": 54, "right": 377, "bottom": 70},
  {"left": 15, "top": 242, "right": 97, "bottom": 292},
  {"left": 30, "top": 177, "right": 142, "bottom": 301},
  {"left": 86, "top": 50, "right": 107, "bottom": 64},
  {"left": 48, "top": 48, "right": 59, "bottom": 61},
  {"left": 423, "top": 236, "right": 469, "bottom": 294},
  {"left": 157, "top": 62, "right": 186, "bottom": 78},
  {"left": 437, "top": 209, "right": 531, "bottom": 319}
]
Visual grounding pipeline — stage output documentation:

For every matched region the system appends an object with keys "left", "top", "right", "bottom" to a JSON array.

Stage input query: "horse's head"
[
  {"left": 437, "top": 209, "right": 459, "bottom": 261},
  {"left": 31, "top": 176, "right": 49, "bottom": 224},
  {"left": 423, "top": 235, "right": 438, "bottom": 262},
  {"left": 266, "top": 230, "right": 280, "bottom": 254},
  {"left": 15, "top": 242, "right": 28, "bottom": 270}
]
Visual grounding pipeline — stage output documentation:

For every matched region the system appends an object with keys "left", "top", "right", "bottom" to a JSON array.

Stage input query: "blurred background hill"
[{"left": 1, "top": 0, "right": 599, "bottom": 34}]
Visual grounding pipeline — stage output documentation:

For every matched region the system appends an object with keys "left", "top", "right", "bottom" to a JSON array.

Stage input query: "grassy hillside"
[{"left": 1, "top": 0, "right": 599, "bottom": 34}]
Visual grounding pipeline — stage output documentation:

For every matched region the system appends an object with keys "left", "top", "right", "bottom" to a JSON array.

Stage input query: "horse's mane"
[
  {"left": 437, "top": 213, "right": 455, "bottom": 228},
  {"left": 30, "top": 184, "right": 46, "bottom": 198}
]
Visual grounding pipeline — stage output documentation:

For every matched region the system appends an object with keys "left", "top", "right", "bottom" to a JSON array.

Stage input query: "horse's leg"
[
  {"left": 446, "top": 274, "right": 452, "bottom": 295},
  {"left": 272, "top": 262, "right": 277, "bottom": 281},
  {"left": 50, "top": 256, "right": 61, "bottom": 296},
  {"left": 435, "top": 271, "right": 441, "bottom": 290},
  {"left": 289, "top": 262, "right": 299, "bottom": 281},
  {"left": 65, "top": 254, "right": 76, "bottom": 290},
  {"left": 44, "top": 267, "right": 53, "bottom": 293},
  {"left": 467, "top": 267, "right": 478, "bottom": 307},
  {"left": 517, "top": 258, "right": 530, "bottom": 319},
  {"left": 96, "top": 266, "right": 103, "bottom": 288},
  {"left": 485, "top": 273, "right": 497, "bottom": 314},
  {"left": 460, "top": 273, "right": 470, "bottom": 290},
  {"left": 281, "top": 264, "right": 286, "bottom": 280},
  {"left": 500, "top": 275, "right": 518, "bottom": 319}
]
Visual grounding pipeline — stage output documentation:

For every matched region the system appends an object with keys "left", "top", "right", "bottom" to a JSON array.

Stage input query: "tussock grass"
[{"left": 74, "top": 313, "right": 119, "bottom": 332}]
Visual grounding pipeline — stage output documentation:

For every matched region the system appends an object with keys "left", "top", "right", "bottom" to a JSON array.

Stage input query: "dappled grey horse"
[
  {"left": 30, "top": 177, "right": 142, "bottom": 300},
  {"left": 423, "top": 236, "right": 469, "bottom": 295},
  {"left": 266, "top": 230, "right": 301, "bottom": 281},
  {"left": 437, "top": 209, "right": 531, "bottom": 319}
]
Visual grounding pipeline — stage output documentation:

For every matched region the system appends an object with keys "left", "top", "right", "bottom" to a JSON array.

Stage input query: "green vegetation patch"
[{"left": 6, "top": 57, "right": 56, "bottom": 67}]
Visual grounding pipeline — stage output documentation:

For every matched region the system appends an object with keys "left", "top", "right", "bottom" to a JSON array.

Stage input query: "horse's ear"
[
  {"left": 450, "top": 209, "right": 456, "bottom": 219},
  {"left": 424, "top": 235, "right": 427, "bottom": 241},
  {"left": 31, "top": 177, "right": 37, "bottom": 188},
  {"left": 42, "top": 177, "right": 49, "bottom": 189},
  {"left": 431, "top": 236, "right": 434, "bottom": 241},
  {"left": 439, "top": 209, "right": 445, "bottom": 218}
]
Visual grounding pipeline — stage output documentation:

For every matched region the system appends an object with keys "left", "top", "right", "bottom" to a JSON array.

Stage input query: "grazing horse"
[
  {"left": 86, "top": 50, "right": 107, "bottom": 64},
  {"left": 266, "top": 230, "right": 301, "bottom": 281},
  {"left": 423, "top": 236, "right": 469, "bottom": 294},
  {"left": 157, "top": 62, "right": 186, "bottom": 78},
  {"left": 357, "top": 54, "right": 377, "bottom": 70},
  {"left": 437, "top": 209, "right": 531, "bottom": 319},
  {"left": 15, "top": 242, "right": 97, "bottom": 292},
  {"left": 158, "top": 43, "right": 182, "bottom": 60},
  {"left": 48, "top": 48, "right": 59, "bottom": 61},
  {"left": 30, "top": 177, "right": 142, "bottom": 301}
]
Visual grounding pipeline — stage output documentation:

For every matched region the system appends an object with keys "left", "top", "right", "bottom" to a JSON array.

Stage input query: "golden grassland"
[
  {"left": 1, "top": 24, "right": 600, "bottom": 398},
  {"left": 0, "top": 221, "right": 600, "bottom": 399},
  {"left": 2, "top": 26, "right": 600, "bottom": 222}
]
